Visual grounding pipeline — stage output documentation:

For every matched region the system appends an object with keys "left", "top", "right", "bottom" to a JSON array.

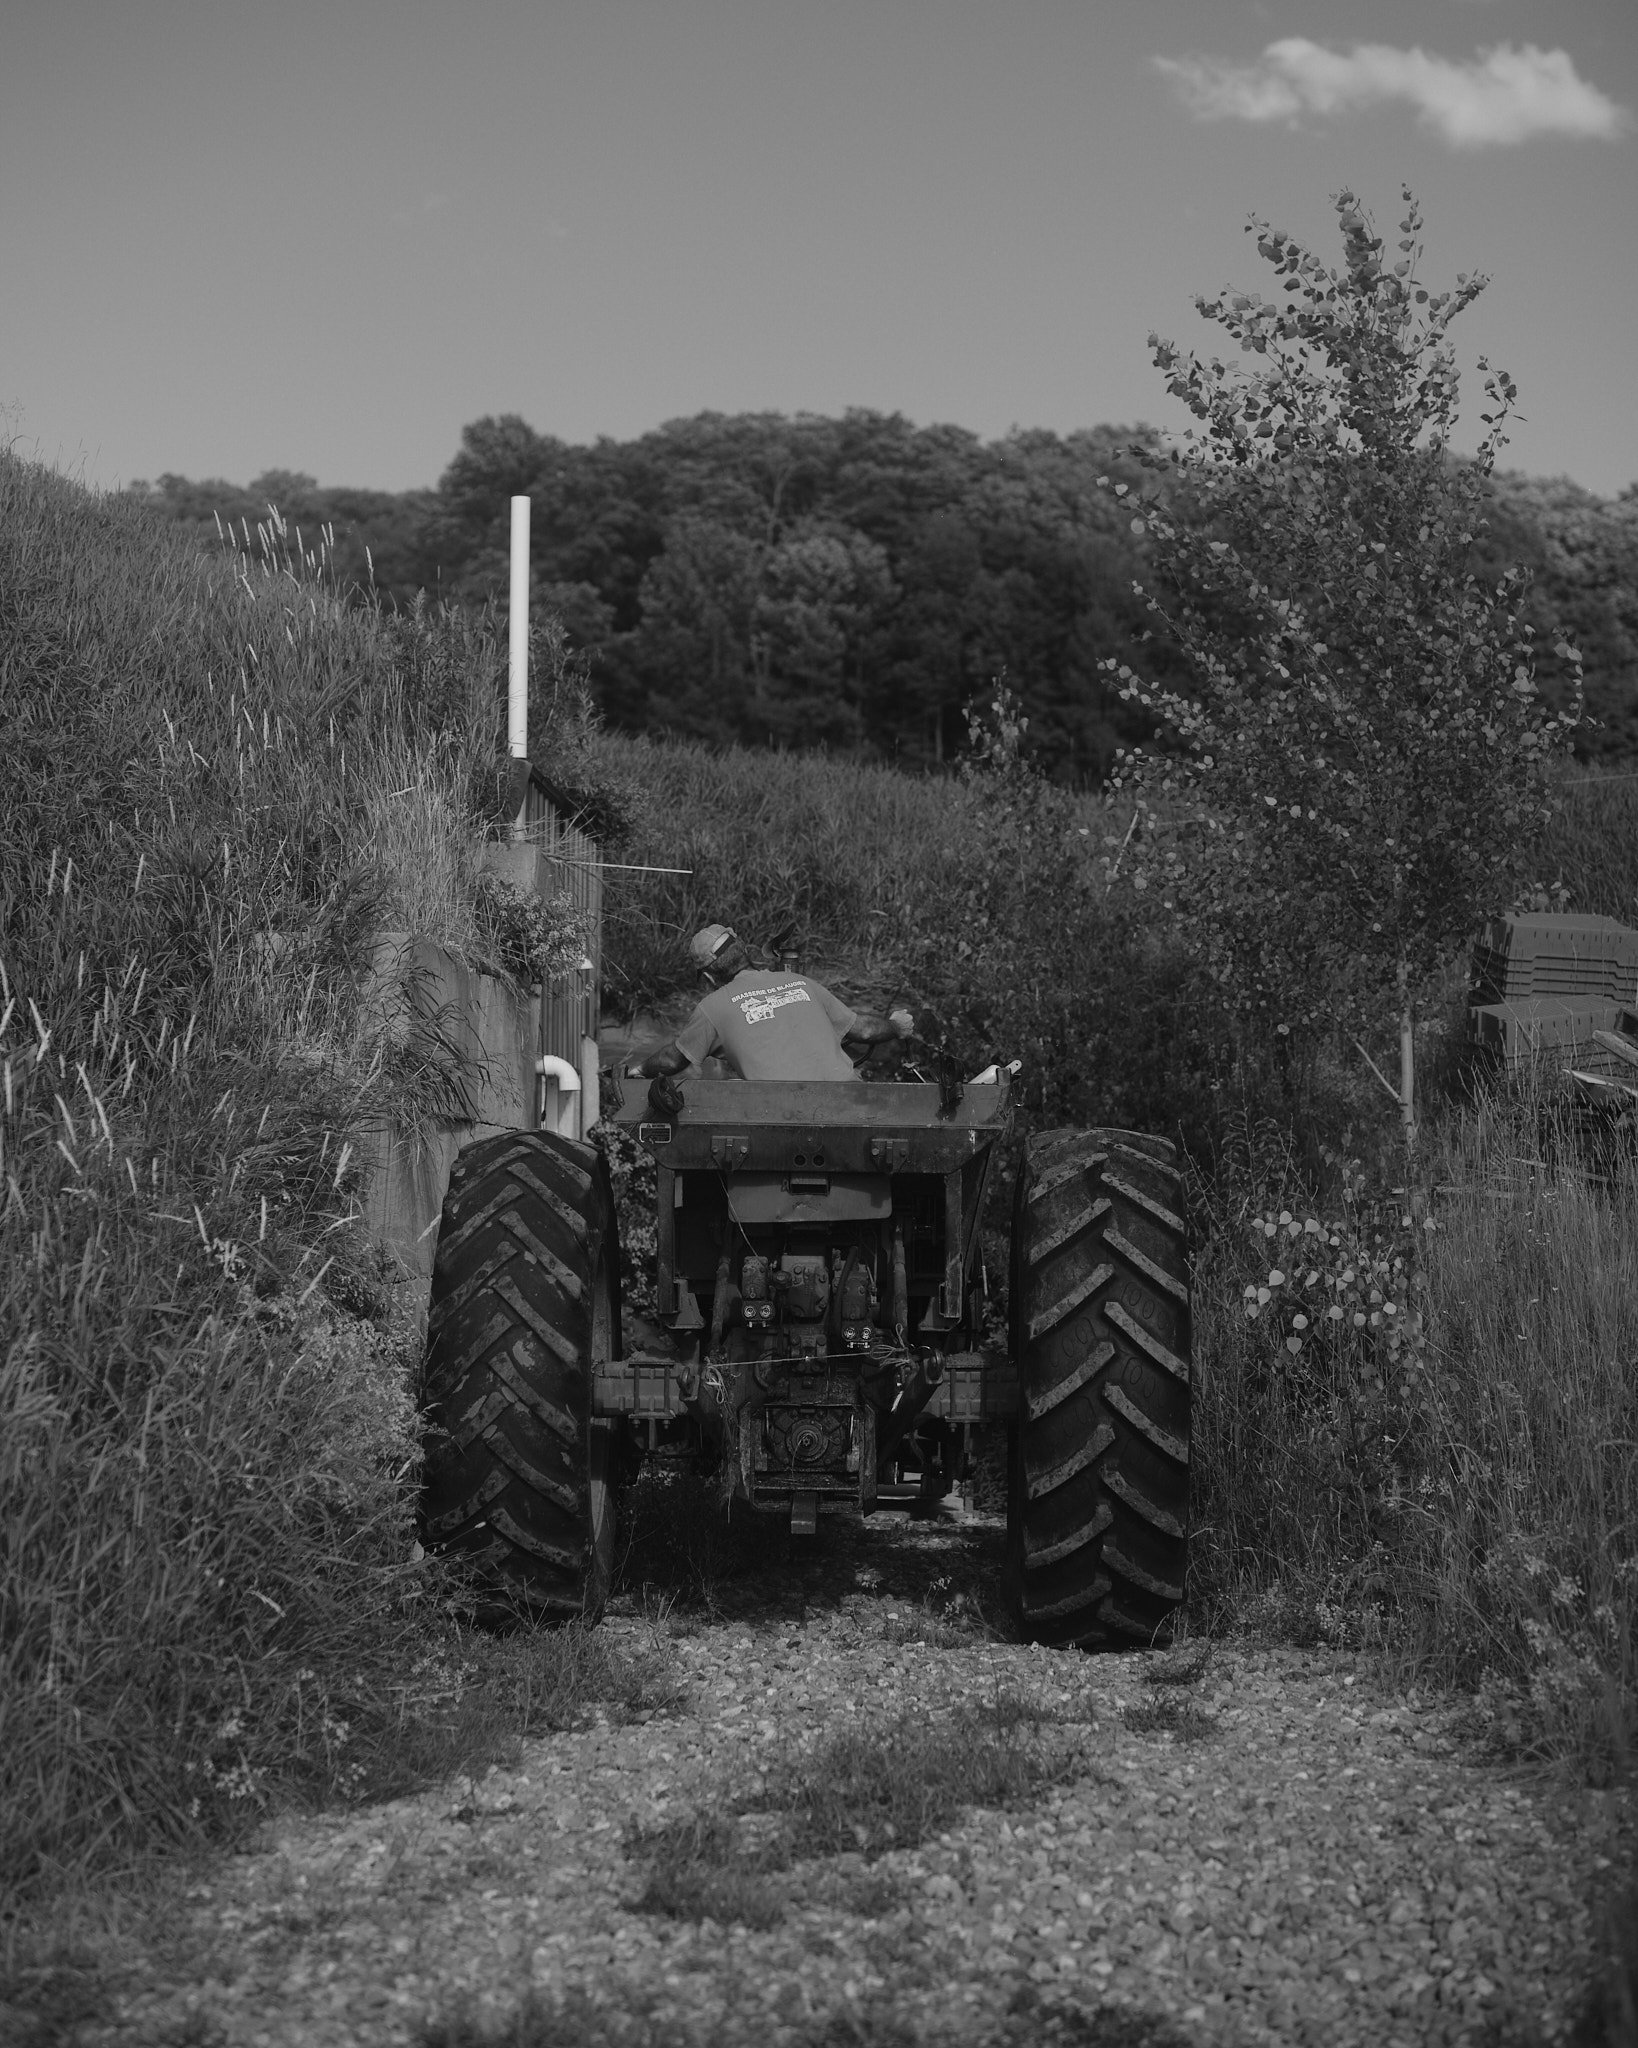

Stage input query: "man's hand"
[
  {"left": 843, "top": 1007, "right": 918, "bottom": 1060},
  {"left": 647, "top": 1073, "right": 686, "bottom": 1118},
  {"left": 632, "top": 1043, "right": 690, "bottom": 1080}
]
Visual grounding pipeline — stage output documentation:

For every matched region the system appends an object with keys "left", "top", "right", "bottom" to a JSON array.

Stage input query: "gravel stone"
[{"left": 36, "top": 1511, "right": 1635, "bottom": 2047}]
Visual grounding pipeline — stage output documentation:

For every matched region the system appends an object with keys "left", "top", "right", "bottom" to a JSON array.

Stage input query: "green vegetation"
[
  {"left": 136, "top": 404, "right": 1638, "bottom": 778},
  {"left": 624, "top": 1695, "right": 1083, "bottom": 1928},
  {"left": 1120, "top": 1695, "right": 1217, "bottom": 1744},
  {"left": 418, "top": 1985, "right": 1193, "bottom": 2048},
  {"left": 587, "top": 716, "right": 1638, "bottom": 1776},
  {"left": 6, "top": 206, "right": 1637, "bottom": 1939},
  {"left": 1111, "top": 187, "right": 1581, "bottom": 1146},
  {"left": 585, "top": 712, "right": 1227, "bottom": 1146},
  {"left": 0, "top": 457, "right": 589, "bottom": 1915},
  {"left": 1188, "top": 1091, "right": 1638, "bottom": 1778}
]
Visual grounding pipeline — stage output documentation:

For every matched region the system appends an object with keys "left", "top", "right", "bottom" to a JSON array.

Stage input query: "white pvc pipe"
[
  {"left": 578, "top": 1032, "right": 600, "bottom": 1138},
  {"left": 508, "top": 495, "right": 530, "bottom": 760},
  {"left": 535, "top": 1053, "right": 582, "bottom": 1139}
]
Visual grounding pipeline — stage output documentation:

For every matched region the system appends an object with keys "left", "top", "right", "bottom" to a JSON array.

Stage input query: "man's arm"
[
  {"left": 840, "top": 1007, "right": 916, "bottom": 1056},
  {"left": 634, "top": 1040, "right": 691, "bottom": 1079},
  {"left": 630, "top": 1003, "right": 719, "bottom": 1078}
]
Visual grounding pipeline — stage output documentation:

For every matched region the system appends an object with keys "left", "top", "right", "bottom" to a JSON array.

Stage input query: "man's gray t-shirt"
[{"left": 673, "top": 971, "right": 859, "bottom": 1081}]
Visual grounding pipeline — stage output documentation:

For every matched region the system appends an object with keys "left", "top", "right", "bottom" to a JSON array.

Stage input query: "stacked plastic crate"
[{"left": 1468, "top": 913, "right": 1638, "bottom": 1085}]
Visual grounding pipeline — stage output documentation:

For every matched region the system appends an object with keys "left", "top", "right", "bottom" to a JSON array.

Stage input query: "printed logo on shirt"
[{"left": 733, "top": 981, "right": 812, "bottom": 1026}]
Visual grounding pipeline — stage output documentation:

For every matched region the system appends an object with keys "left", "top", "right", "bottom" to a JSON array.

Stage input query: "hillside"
[{"left": 0, "top": 453, "right": 545, "bottom": 1904}]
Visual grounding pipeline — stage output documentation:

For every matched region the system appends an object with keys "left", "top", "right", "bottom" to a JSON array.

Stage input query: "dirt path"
[{"left": 23, "top": 1510, "right": 1632, "bottom": 2048}]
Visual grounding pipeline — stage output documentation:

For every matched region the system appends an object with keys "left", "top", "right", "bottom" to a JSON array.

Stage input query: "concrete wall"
[{"left": 358, "top": 930, "right": 541, "bottom": 1314}]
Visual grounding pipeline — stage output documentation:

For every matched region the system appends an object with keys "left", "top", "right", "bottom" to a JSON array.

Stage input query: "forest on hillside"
[{"left": 133, "top": 408, "right": 1638, "bottom": 775}]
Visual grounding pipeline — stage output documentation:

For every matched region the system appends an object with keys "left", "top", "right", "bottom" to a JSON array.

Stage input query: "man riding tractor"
[{"left": 632, "top": 925, "right": 915, "bottom": 1106}]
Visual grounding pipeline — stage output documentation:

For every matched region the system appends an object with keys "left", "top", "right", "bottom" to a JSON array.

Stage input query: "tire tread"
[
  {"left": 418, "top": 1131, "right": 620, "bottom": 1625},
  {"left": 1005, "top": 1128, "right": 1191, "bottom": 1649}
]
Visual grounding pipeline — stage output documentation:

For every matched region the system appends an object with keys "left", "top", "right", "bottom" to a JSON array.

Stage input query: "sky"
[{"left": 3, "top": 0, "right": 1635, "bottom": 498}]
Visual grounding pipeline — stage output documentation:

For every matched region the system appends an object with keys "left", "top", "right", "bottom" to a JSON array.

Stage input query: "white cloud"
[{"left": 1155, "top": 39, "right": 1631, "bottom": 147}]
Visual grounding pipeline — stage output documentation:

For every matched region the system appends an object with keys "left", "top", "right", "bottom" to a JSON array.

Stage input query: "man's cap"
[{"left": 688, "top": 924, "right": 738, "bottom": 967}]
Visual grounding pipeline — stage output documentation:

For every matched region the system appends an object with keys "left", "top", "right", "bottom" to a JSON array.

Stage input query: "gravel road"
[{"left": 32, "top": 1508, "right": 1632, "bottom": 2048}]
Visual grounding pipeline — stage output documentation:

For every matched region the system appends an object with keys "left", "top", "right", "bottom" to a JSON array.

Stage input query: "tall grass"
[
  {"left": 579, "top": 730, "right": 977, "bottom": 1010},
  {"left": 1414, "top": 1102, "right": 1638, "bottom": 1767},
  {"left": 583, "top": 727, "right": 1241, "bottom": 1144},
  {"left": 1190, "top": 1086, "right": 1638, "bottom": 1775},
  {"left": 0, "top": 458, "right": 575, "bottom": 1912},
  {"left": 1543, "top": 767, "right": 1638, "bottom": 922}
]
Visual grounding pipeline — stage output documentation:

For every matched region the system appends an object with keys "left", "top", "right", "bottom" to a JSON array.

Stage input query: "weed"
[
  {"left": 1121, "top": 1694, "right": 1217, "bottom": 1743},
  {"left": 0, "top": 1952, "right": 116, "bottom": 2048},
  {"left": 880, "top": 1574, "right": 987, "bottom": 1648},
  {"left": 623, "top": 1811, "right": 789, "bottom": 1929},
  {"left": 614, "top": 1471, "right": 773, "bottom": 1612},
  {"left": 620, "top": 1695, "right": 1082, "bottom": 1929},
  {"left": 594, "top": 1118, "right": 660, "bottom": 1319},
  {"left": 752, "top": 1701, "right": 1081, "bottom": 1859},
  {"left": 1568, "top": 1878, "right": 1638, "bottom": 2048},
  {"left": 1005, "top": 1986, "right": 1198, "bottom": 2047},
  {"left": 1145, "top": 1642, "right": 1213, "bottom": 1687},
  {"left": 419, "top": 1986, "right": 664, "bottom": 2048},
  {"left": 418, "top": 1983, "right": 1193, "bottom": 2048},
  {"left": 1540, "top": 769, "right": 1638, "bottom": 930},
  {"left": 1189, "top": 1067, "right": 1638, "bottom": 1775},
  {"left": 447, "top": 1623, "right": 687, "bottom": 1749}
]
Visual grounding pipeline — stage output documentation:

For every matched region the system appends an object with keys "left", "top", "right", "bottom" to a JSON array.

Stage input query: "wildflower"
[
  {"left": 1292, "top": 1313, "right": 1309, "bottom": 1331},
  {"left": 1268, "top": 1269, "right": 1285, "bottom": 1288}
]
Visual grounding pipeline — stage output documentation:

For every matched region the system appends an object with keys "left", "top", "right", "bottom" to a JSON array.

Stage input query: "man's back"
[{"left": 674, "top": 970, "right": 860, "bottom": 1082}]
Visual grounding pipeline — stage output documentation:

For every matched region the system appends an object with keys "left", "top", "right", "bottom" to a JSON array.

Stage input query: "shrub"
[
  {"left": 894, "top": 686, "right": 1238, "bottom": 1139},
  {"left": 1111, "top": 186, "right": 1582, "bottom": 1143},
  {"left": 472, "top": 867, "right": 589, "bottom": 986},
  {"left": 586, "top": 702, "right": 1247, "bottom": 1148}
]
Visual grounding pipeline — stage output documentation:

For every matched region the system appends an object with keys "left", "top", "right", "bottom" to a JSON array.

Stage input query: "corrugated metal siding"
[{"left": 521, "top": 772, "right": 603, "bottom": 1112}]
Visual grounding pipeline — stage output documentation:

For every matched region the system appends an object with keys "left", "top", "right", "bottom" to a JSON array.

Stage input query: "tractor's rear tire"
[
  {"left": 418, "top": 1131, "right": 623, "bottom": 1626},
  {"left": 1005, "top": 1128, "right": 1191, "bottom": 1647}
]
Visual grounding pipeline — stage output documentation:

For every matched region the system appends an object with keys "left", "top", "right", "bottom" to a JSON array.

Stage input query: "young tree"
[{"left": 1106, "top": 186, "right": 1582, "bottom": 1146}]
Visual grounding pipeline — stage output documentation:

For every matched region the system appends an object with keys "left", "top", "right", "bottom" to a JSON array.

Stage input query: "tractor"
[{"left": 417, "top": 1053, "right": 1192, "bottom": 1650}]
